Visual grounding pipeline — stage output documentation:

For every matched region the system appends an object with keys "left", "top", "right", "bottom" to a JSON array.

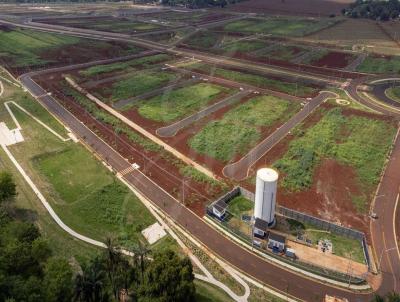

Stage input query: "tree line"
[
  {"left": 0, "top": 170, "right": 196, "bottom": 302},
  {"left": 342, "top": 0, "right": 400, "bottom": 21}
]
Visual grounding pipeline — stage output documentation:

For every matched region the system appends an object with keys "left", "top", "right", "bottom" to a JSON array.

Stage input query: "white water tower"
[{"left": 254, "top": 168, "right": 278, "bottom": 227}]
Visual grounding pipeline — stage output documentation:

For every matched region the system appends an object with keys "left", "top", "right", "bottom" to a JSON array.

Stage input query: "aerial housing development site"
[{"left": 1, "top": 0, "right": 400, "bottom": 301}]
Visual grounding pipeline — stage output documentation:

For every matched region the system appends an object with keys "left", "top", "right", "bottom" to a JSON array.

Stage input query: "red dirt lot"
[
  {"left": 35, "top": 74, "right": 227, "bottom": 216},
  {"left": 311, "top": 51, "right": 356, "bottom": 69},
  {"left": 229, "top": 0, "right": 353, "bottom": 17}
]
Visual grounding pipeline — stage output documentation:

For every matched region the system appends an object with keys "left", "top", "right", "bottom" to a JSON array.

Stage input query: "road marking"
[{"left": 119, "top": 164, "right": 139, "bottom": 176}]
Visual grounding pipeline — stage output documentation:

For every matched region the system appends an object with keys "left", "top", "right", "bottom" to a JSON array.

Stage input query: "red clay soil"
[
  {"left": 36, "top": 76, "right": 227, "bottom": 216},
  {"left": 229, "top": 0, "right": 353, "bottom": 17},
  {"left": 312, "top": 51, "right": 356, "bottom": 69}
]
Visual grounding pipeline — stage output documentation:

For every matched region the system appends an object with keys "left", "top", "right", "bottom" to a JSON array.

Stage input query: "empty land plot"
[
  {"left": 189, "top": 95, "right": 300, "bottom": 162},
  {"left": 273, "top": 107, "right": 397, "bottom": 214},
  {"left": 0, "top": 26, "right": 143, "bottom": 76},
  {"left": 255, "top": 43, "right": 309, "bottom": 61},
  {"left": 302, "top": 49, "right": 356, "bottom": 69},
  {"left": 356, "top": 55, "right": 400, "bottom": 74},
  {"left": 218, "top": 17, "right": 336, "bottom": 37},
  {"left": 185, "top": 63, "right": 320, "bottom": 97},
  {"left": 77, "top": 53, "right": 171, "bottom": 79},
  {"left": 302, "top": 19, "right": 399, "bottom": 55},
  {"left": 182, "top": 31, "right": 222, "bottom": 49},
  {"left": 36, "top": 16, "right": 164, "bottom": 33},
  {"left": 136, "top": 83, "right": 233, "bottom": 123},
  {"left": 220, "top": 39, "right": 267, "bottom": 53},
  {"left": 93, "top": 70, "right": 178, "bottom": 103}
]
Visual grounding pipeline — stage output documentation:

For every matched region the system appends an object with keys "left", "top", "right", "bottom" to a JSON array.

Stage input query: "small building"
[
  {"left": 268, "top": 232, "right": 286, "bottom": 252},
  {"left": 253, "top": 218, "right": 269, "bottom": 239},
  {"left": 212, "top": 199, "right": 228, "bottom": 220}
]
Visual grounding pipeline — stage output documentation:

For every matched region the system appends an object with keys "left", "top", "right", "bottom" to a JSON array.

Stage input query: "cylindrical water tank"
[{"left": 254, "top": 168, "right": 278, "bottom": 225}]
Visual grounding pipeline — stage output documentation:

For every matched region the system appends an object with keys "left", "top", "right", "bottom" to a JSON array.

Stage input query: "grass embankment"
[
  {"left": 65, "top": 87, "right": 223, "bottom": 189},
  {"left": 185, "top": 63, "right": 317, "bottom": 97},
  {"left": 79, "top": 54, "right": 171, "bottom": 77},
  {"left": 137, "top": 83, "right": 231, "bottom": 122},
  {"left": 190, "top": 95, "right": 297, "bottom": 162},
  {"left": 385, "top": 86, "right": 400, "bottom": 103},
  {"left": 274, "top": 107, "right": 396, "bottom": 212},
  {"left": 221, "top": 18, "right": 335, "bottom": 37},
  {"left": 357, "top": 55, "right": 400, "bottom": 74},
  {"left": 0, "top": 28, "right": 80, "bottom": 67},
  {"left": 100, "top": 70, "right": 177, "bottom": 102}
]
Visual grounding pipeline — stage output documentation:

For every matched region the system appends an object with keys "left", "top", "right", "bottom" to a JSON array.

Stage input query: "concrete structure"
[
  {"left": 268, "top": 232, "right": 286, "bottom": 252},
  {"left": 254, "top": 168, "right": 278, "bottom": 227}
]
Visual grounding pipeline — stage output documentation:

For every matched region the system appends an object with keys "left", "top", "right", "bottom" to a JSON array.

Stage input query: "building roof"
[
  {"left": 213, "top": 199, "right": 228, "bottom": 212},
  {"left": 254, "top": 218, "right": 269, "bottom": 232},
  {"left": 268, "top": 232, "right": 286, "bottom": 243}
]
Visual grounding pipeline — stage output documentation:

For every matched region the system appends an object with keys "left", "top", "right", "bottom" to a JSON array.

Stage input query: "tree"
[
  {"left": 103, "top": 237, "right": 122, "bottom": 300},
  {"left": 139, "top": 250, "right": 195, "bottom": 302},
  {"left": 42, "top": 258, "right": 73, "bottom": 302},
  {"left": 132, "top": 240, "right": 151, "bottom": 283},
  {"left": 0, "top": 171, "right": 16, "bottom": 203}
]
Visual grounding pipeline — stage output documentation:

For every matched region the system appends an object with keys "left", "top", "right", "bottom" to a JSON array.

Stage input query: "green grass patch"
[
  {"left": 222, "top": 18, "right": 335, "bottom": 37},
  {"left": 185, "top": 63, "right": 317, "bottom": 97},
  {"left": 79, "top": 54, "right": 171, "bottom": 77},
  {"left": 221, "top": 40, "right": 266, "bottom": 53},
  {"left": 227, "top": 196, "right": 253, "bottom": 217},
  {"left": 194, "top": 280, "right": 233, "bottom": 302},
  {"left": 184, "top": 31, "right": 220, "bottom": 49},
  {"left": 357, "top": 55, "right": 400, "bottom": 74},
  {"left": 274, "top": 107, "right": 396, "bottom": 212},
  {"left": 105, "top": 70, "right": 177, "bottom": 101},
  {"left": 386, "top": 86, "right": 400, "bottom": 102},
  {"left": 137, "top": 83, "right": 228, "bottom": 122},
  {"left": 259, "top": 44, "right": 308, "bottom": 61},
  {"left": 190, "top": 95, "right": 295, "bottom": 162}
]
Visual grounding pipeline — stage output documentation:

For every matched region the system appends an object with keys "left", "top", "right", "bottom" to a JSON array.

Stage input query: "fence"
[{"left": 210, "top": 186, "right": 372, "bottom": 271}]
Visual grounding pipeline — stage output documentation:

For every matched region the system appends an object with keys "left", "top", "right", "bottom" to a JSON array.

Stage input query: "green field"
[
  {"left": 79, "top": 54, "right": 171, "bottom": 77},
  {"left": 100, "top": 70, "right": 177, "bottom": 102},
  {"left": 357, "top": 55, "right": 400, "bottom": 74},
  {"left": 258, "top": 44, "right": 308, "bottom": 61},
  {"left": 190, "top": 95, "right": 297, "bottom": 162},
  {"left": 195, "top": 280, "right": 233, "bottom": 302},
  {"left": 137, "top": 83, "right": 230, "bottom": 122},
  {"left": 227, "top": 196, "right": 253, "bottom": 217},
  {"left": 386, "top": 86, "right": 400, "bottom": 102},
  {"left": 0, "top": 28, "right": 80, "bottom": 67},
  {"left": 185, "top": 63, "right": 317, "bottom": 97},
  {"left": 274, "top": 107, "right": 396, "bottom": 212},
  {"left": 221, "top": 40, "right": 266, "bottom": 53},
  {"left": 221, "top": 18, "right": 335, "bottom": 37},
  {"left": 184, "top": 31, "right": 220, "bottom": 49}
]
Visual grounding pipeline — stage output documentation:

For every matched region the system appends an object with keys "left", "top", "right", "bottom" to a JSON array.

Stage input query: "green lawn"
[
  {"left": 184, "top": 31, "right": 220, "bottom": 49},
  {"left": 258, "top": 44, "right": 308, "bottom": 61},
  {"left": 195, "top": 280, "right": 233, "bottom": 302},
  {"left": 357, "top": 55, "right": 400, "bottom": 74},
  {"left": 222, "top": 18, "right": 335, "bottom": 37},
  {"left": 221, "top": 40, "right": 266, "bottom": 53},
  {"left": 185, "top": 63, "right": 317, "bottom": 97},
  {"left": 190, "top": 95, "right": 296, "bottom": 162},
  {"left": 274, "top": 107, "right": 396, "bottom": 212},
  {"left": 137, "top": 83, "right": 229, "bottom": 122},
  {"left": 386, "top": 86, "right": 400, "bottom": 102},
  {"left": 227, "top": 196, "right": 253, "bottom": 217},
  {"left": 0, "top": 28, "right": 80, "bottom": 67},
  {"left": 79, "top": 54, "right": 171, "bottom": 77},
  {"left": 102, "top": 70, "right": 177, "bottom": 102}
]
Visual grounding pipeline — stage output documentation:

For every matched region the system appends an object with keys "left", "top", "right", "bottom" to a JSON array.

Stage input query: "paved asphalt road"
[
  {"left": 223, "top": 91, "right": 336, "bottom": 181},
  {"left": 371, "top": 82, "right": 400, "bottom": 109},
  {"left": 10, "top": 18, "right": 400, "bottom": 301}
]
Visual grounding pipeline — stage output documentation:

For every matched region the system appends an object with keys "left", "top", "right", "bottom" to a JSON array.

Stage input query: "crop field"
[
  {"left": 356, "top": 54, "right": 400, "bottom": 74},
  {"left": 189, "top": 95, "right": 300, "bottom": 162},
  {"left": 217, "top": 17, "right": 337, "bottom": 37},
  {"left": 135, "top": 83, "right": 233, "bottom": 123},
  {"left": 0, "top": 26, "right": 143, "bottom": 76},
  {"left": 184, "top": 63, "right": 321, "bottom": 97},
  {"left": 250, "top": 104, "right": 397, "bottom": 233},
  {"left": 35, "top": 16, "right": 165, "bottom": 34}
]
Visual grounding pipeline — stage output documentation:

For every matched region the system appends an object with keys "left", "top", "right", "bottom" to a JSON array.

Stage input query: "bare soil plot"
[
  {"left": 35, "top": 16, "right": 165, "bottom": 34},
  {"left": 302, "top": 18, "right": 400, "bottom": 55},
  {"left": 0, "top": 26, "right": 143, "bottom": 76},
  {"left": 228, "top": 0, "right": 354, "bottom": 17},
  {"left": 302, "top": 50, "right": 357, "bottom": 69},
  {"left": 243, "top": 103, "right": 397, "bottom": 234}
]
